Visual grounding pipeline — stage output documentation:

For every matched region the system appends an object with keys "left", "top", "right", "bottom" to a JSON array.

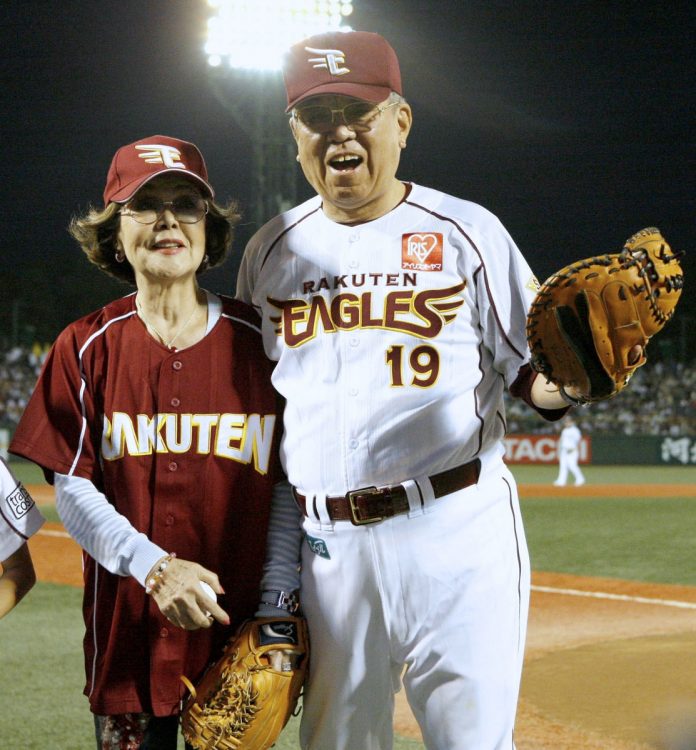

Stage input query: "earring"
[
  {"left": 202, "top": 254, "right": 209, "bottom": 265},
  {"left": 296, "top": 154, "right": 301, "bottom": 162},
  {"left": 399, "top": 140, "right": 407, "bottom": 149},
  {"left": 115, "top": 250, "right": 125, "bottom": 263}
]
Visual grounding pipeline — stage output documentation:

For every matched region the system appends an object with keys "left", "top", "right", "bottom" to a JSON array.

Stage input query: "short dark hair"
[{"left": 68, "top": 199, "right": 241, "bottom": 285}]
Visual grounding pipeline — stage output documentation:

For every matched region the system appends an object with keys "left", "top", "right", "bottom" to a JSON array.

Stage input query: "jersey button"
[
  {"left": 160, "top": 628, "right": 169, "bottom": 638},
  {"left": 349, "top": 387, "right": 359, "bottom": 396},
  {"left": 168, "top": 461, "right": 178, "bottom": 472},
  {"left": 349, "top": 233, "right": 359, "bottom": 243},
  {"left": 348, "top": 439, "right": 358, "bottom": 450},
  {"left": 172, "top": 360, "right": 183, "bottom": 370},
  {"left": 170, "top": 397, "right": 180, "bottom": 407},
  {"left": 349, "top": 337, "right": 359, "bottom": 347},
  {"left": 165, "top": 514, "right": 174, "bottom": 526}
]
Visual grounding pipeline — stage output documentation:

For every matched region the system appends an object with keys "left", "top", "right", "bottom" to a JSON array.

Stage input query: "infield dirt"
[{"left": 26, "top": 484, "right": 696, "bottom": 749}]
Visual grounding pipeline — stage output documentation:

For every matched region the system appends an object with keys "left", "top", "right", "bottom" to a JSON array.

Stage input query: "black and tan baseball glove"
[
  {"left": 180, "top": 617, "right": 309, "bottom": 750},
  {"left": 526, "top": 227, "right": 684, "bottom": 404}
]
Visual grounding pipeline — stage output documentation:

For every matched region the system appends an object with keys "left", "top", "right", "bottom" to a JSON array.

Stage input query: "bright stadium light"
[
  {"left": 205, "top": 0, "right": 354, "bottom": 71},
  {"left": 203, "top": 1, "right": 357, "bottom": 230}
]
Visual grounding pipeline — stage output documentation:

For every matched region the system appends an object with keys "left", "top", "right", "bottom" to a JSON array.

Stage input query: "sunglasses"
[{"left": 293, "top": 101, "right": 399, "bottom": 133}]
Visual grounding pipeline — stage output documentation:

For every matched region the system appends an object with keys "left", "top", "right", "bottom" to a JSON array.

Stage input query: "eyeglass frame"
[
  {"left": 292, "top": 100, "right": 400, "bottom": 133},
  {"left": 118, "top": 197, "right": 210, "bottom": 225}
]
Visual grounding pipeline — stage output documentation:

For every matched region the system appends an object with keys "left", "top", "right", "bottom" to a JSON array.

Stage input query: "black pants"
[{"left": 94, "top": 713, "right": 194, "bottom": 750}]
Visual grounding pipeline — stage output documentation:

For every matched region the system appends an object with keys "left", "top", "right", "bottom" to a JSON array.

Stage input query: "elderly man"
[{"left": 237, "top": 30, "right": 573, "bottom": 750}]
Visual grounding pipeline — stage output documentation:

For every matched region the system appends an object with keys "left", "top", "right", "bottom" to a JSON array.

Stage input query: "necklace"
[{"left": 136, "top": 293, "right": 202, "bottom": 351}]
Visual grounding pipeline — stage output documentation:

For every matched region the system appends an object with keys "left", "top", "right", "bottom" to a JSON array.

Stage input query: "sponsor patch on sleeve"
[{"left": 6, "top": 484, "right": 35, "bottom": 520}]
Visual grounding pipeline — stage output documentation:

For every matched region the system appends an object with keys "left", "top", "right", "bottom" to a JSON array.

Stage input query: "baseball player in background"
[
  {"left": 236, "top": 30, "right": 581, "bottom": 750},
  {"left": 10, "top": 135, "right": 299, "bottom": 750},
  {"left": 554, "top": 416, "right": 586, "bottom": 486},
  {"left": 0, "top": 456, "right": 44, "bottom": 618}
]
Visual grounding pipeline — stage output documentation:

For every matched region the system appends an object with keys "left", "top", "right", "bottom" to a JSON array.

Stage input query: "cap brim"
[
  {"left": 286, "top": 82, "right": 393, "bottom": 111},
  {"left": 108, "top": 169, "right": 214, "bottom": 204}
]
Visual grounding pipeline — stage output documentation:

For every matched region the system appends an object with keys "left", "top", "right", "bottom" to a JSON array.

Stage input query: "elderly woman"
[{"left": 10, "top": 135, "right": 302, "bottom": 750}]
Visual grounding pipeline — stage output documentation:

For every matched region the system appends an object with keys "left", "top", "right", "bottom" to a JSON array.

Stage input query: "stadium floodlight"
[{"left": 205, "top": 0, "right": 354, "bottom": 72}]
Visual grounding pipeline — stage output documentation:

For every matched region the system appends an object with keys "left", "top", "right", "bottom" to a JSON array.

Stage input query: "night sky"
[{"left": 2, "top": 0, "right": 694, "bottom": 343}]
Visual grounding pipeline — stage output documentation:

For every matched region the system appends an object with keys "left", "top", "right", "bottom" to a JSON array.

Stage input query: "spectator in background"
[{"left": 554, "top": 416, "right": 585, "bottom": 486}]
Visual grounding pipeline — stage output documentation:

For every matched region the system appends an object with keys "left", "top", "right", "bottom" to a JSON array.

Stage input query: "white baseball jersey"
[
  {"left": 237, "top": 182, "right": 543, "bottom": 749},
  {"left": 559, "top": 423, "right": 582, "bottom": 453},
  {"left": 0, "top": 457, "right": 45, "bottom": 560},
  {"left": 237, "top": 182, "right": 539, "bottom": 495}
]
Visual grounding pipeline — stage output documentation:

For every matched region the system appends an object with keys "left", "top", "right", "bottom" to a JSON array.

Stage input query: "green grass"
[
  {"left": 6, "top": 458, "right": 47, "bottom": 486},
  {"left": 38, "top": 504, "right": 60, "bottom": 523},
  {"left": 509, "top": 463, "right": 696, "bottom": 586},
  {"left": 0, "top": 583, "right": 90, "bottom": 750},
  {"left": 510, "top": 463, "right": 696, "bottom": 485},
  {"left": 521, "top": 496, "right": 696, "bottom": 585},
  {"left": 1, "top": 583, "right": 423, "bottom": 750}
]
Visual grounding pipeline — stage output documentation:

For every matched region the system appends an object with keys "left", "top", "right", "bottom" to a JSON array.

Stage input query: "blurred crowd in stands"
[
  {"left": 1, "top": 343, "right": 695, "bottom": 436},
  {"left": 505, "top": 360, "right": 696, "bottom": 436},
  {"left": 0, "top": 344, "right": 49, "bottom": 433}
]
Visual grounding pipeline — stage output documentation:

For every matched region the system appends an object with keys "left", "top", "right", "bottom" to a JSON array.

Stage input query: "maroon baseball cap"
[
  {"left": 283, "top": 31, "right": 402, "bottom": 111},
  {"left": 103, "top": 135, "right": 214, "bottom": 205}
]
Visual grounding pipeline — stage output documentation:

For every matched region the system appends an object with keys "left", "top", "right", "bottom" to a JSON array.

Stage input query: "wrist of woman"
[
  {"left": 145, "top": 553, "right": 177, "bottom": 595},
  {"left": 127, "top": 536, "right": 169, "bottom": 587}
]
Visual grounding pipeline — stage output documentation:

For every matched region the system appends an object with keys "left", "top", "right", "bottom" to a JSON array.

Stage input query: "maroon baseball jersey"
[{"left": 10, "top": 293, "right": 283, "bottom": 716}]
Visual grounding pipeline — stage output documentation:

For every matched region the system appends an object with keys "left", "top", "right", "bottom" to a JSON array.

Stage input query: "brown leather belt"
[{"left": 293, "top": 458, "right": 481, "bottom": 526}]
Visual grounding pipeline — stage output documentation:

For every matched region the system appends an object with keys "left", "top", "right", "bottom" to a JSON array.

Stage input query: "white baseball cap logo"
[
  {"left": 305, "top": 46, "right": 350, "bottom": 76},
  {"left": 135, "top": 143, "right": 186, "bottom": 169}
]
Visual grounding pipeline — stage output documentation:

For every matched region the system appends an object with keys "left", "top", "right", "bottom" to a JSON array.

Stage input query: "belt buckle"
[{"left": 346, "top": 486, "right": 385, "bottom": 526}]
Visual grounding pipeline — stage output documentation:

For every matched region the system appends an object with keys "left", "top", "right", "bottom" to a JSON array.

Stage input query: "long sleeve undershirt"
[{"left": 54, "top": 473, "right": 303, "bottom": 605}]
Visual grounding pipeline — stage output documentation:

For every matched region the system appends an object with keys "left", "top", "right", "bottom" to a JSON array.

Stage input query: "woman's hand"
[{"left": 147, "top": 557, "right": 229, "bottom": 630}]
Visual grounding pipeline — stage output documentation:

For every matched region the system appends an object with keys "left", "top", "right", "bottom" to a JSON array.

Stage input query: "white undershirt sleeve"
[{"left": 54, "top": 472, "right": 166, "bottom": 586}]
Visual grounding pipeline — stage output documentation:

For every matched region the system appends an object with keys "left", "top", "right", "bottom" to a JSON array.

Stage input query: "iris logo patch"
[
  {"left": 306, "top": 534, "right": 330, "bottom": 559},
  {"left": 402, "top": 233, "right": 443, "bottom": 271},
  {"left": 8, "top": 484, "right": 34, "bottom": 519}
]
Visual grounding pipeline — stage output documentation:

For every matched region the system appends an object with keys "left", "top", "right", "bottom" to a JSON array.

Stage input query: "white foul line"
[
  {"left": 531, "top": 584, "right": 696, "bottom": 610},
  {"left": 37, "top": 528, "right": 71, "bottom": 539}
]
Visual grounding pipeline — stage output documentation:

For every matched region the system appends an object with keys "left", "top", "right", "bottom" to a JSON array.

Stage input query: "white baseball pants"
[
  {"left": 555, "top": 449, "right": 585, "bottom": 486},
  {"left": 298, "top": 461, "right": 530, "bottom": 750}
]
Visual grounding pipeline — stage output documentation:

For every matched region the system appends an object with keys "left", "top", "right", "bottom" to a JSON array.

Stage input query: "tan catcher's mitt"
[
  {"left": 526, "top": 227, "right": 684, "bottom": 404},
  {"left": 181, "top": 617, "right": 309, "bottom": 750}
]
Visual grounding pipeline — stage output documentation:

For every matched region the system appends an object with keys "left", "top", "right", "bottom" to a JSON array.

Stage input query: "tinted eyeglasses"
[
  {"left": 293, "top": 100, "right": 399, "bottom": 133},
  {"left": 119, "top": 195, "right": 209, "bottom": 224}
]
